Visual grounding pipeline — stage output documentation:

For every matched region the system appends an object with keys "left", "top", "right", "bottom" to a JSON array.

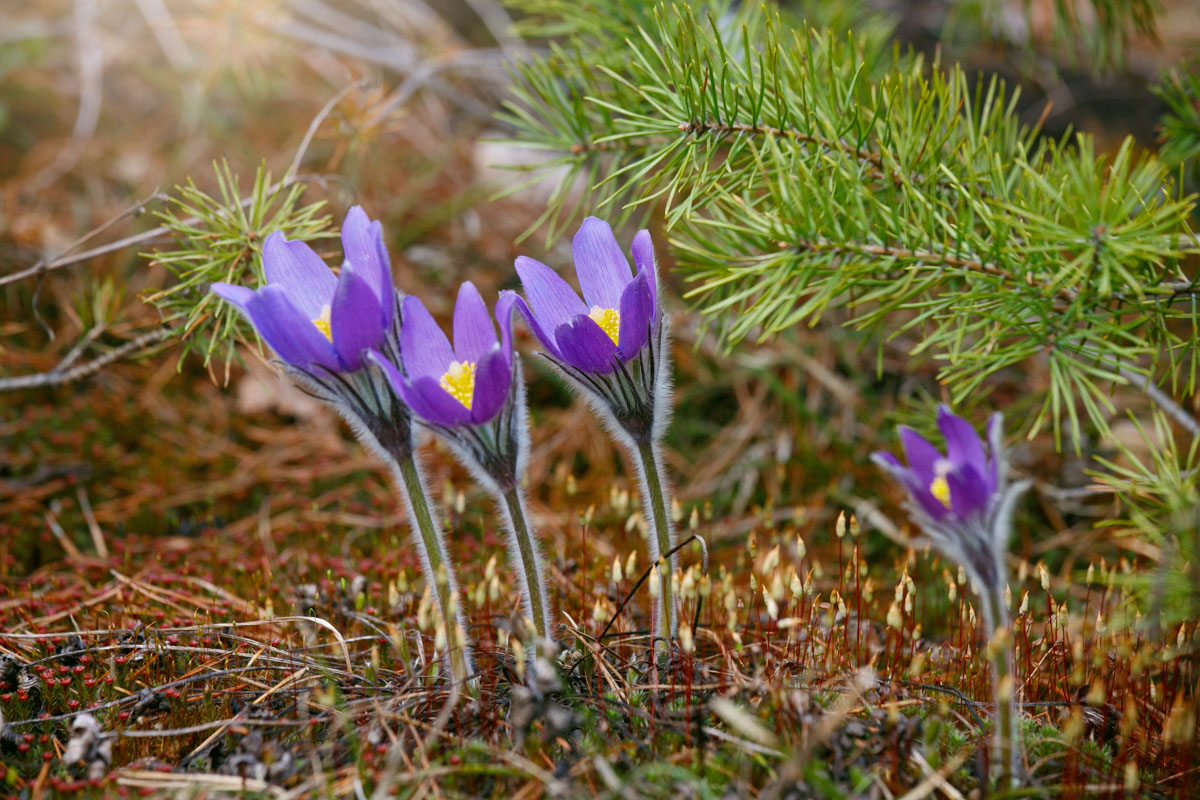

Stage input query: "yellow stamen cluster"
[
  {"left": 440, "top": 360, "right": 476, "bottom": 410},
  {"left": 588, "top": 305, "right": 620, "bottom": 345},
  {"left": 929, "top": 475, "right": 952, "bottom": 508},
  {"left": 312, "top": 304, "right": 333, "bottom": 341}
]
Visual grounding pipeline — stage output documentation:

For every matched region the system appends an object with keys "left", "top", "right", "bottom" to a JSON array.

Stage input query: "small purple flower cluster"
[{"left": 212, "top": 208, "right": 675, "bottom": 668}]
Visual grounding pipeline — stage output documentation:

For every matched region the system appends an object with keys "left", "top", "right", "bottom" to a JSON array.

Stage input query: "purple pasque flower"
[
  {"left": 872, "top": 405, "right": 1028, "bottom": 596},
  {"left": 507, "top": 216, "right": 680, "bottom": 649},
  {"left": 504, "top": 218, "right": 670, "bottom": 449},
  {"left": 508, "top": 216, "right": 657, "bottom": 375},
  {"left": 369, "top": 282, "right": 514, "bottom": 429},
  {"left": 211, "top": 206, "right": 394, "bottom": 373},
  {"left": 874, "top": 405, "right": 999, "bottom": 525}
]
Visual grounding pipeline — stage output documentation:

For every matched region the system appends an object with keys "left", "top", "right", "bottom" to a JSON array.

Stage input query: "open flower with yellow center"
[
  {"left": 873, "top": 406, "right": 999, "bottom": 526},
  {"left": 368, "top": 282, "right": 513, "bottom": 428},
  {"left": 871, "top": 405, "right": 1030, "bottom": 613},
  {"left": 211, "top": 206, "right": 394, "bottom": 373},
  {"left": 505, "top": 217, "right": 656, "bottom": 376}
]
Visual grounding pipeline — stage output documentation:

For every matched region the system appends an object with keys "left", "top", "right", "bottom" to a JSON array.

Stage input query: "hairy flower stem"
[
  {"left": 982, "top": 590, "right": 1019, "bottom": 789},
  {"left": 500, "top": 487, "right": 551, "bottom": 650},
  {"left": 635, "top": 440, "right": 677, "bottom": 653},
  {"left": 391, "top": 448, "right": 473, "bottom": 689}
]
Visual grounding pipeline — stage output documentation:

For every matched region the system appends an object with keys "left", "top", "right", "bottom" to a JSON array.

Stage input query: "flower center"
[
  {"left": 588, "top": 306, "right": 620, "bottom": 346},
  {"left": 440, "top": 360, "right": 476, "bottom": 410},
  {"left": 929, "top": 476, "right": 952, "bottom": 508},
  {"left": 929, "top": 459, "right": 953, "bottom": 508},
  {"left": 312, "top": 304, "right": 333, "bottom": 341}
]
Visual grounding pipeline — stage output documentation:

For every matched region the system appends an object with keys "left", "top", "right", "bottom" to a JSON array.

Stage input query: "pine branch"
[
  {"left": 1154, "top": 58, "right": 1200, "bottom": 171},
  {"left": 497, "top": 0, "right": 1198, "bottom": 447}
]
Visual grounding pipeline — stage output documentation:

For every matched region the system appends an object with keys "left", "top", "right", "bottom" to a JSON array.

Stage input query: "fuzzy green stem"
[
  {"left": 636, "top": 440, "right": 677, "bottom": 651},
  {"left": 984, "top": 589, "right": 1019, "bottom": 789},
  {"left": 394, "top": 449, "right": 473, "bottom": 688},
  {"left": 501, "top": 487, "right": 551, "bottom": 648}
]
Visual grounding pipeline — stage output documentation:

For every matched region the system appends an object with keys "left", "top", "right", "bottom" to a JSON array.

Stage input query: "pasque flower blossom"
[
  {"left": 370, "top": 283, "right": 554, "bottom": 651},
  {"left": 371, "top": 283, "right": 513, "bottom": 430},
  {"left": 210, "top": 207, "right": 474, "bottom": 688},
  {"left": 872, "top": 406, "right": 1024, "bottom": 598},
  {"left": 212, "top": 206, "right": 394, "bottom": 373},
  {"left": 873, "top": 405, "right": 1029, "bottom": 787},
  {"left": 509, "top": 216, "right": 657, "bottom": 377},
  {"left": 507, "top": 218, "right": 682, "bottom": 656}
]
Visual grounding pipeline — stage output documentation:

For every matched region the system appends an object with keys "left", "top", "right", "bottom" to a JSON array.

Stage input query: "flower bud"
[{"left": 762, "top": 545, "right": 780, "bottom": 575}]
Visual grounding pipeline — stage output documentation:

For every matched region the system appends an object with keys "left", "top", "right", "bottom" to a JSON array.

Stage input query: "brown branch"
[
  {"left": 1119, "top": 368, "right": 1200, "bottom": 438},
  {"left": 0, "top": 82, "right": 365, "bottom": 391},
  {"left": 567, "top": 119, "right": 892, "bottom": 182},
  {"left": 679, "top": 119, "right": 887, "bottom": 173},
  {"left": 787, "top": 238, "right": 1199, "bottom": 308},
  {"left": 0, "top": 193, "right": 170, "bottom": 289},
  {"left": 0, "top": 327, "right": 176, "bottom": 393}
]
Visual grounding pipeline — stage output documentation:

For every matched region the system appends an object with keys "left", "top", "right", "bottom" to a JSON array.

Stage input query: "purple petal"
[
  {"left": 211, "top": 282, "right": 256, "bottom": 312},
  {"left": 514, "top": 256, "right": 588, "bottom": 337},
  {"left": 262, "top": 231, "right": 336, "bottom": 320},
  {"left": 986, "top": 413, "right": 1004, "bottom": 490},
  {"left": 400, "top": 295, "right": 453, "bottom": 380},
  {"left": 331, "top": 263, "right": 386, "bottom": 370},
  {"left": 341, "top": 206, "right": 394, "bottom": 326},
  {"left": 405, "top": 375, "right": 472, "bottom": 427},
  {"left": 872, "top": 451, "right": 903, "bottom": 471},
  {"left": 910, "top": 482, "right": 952, "bottom": 521},
  {"left": 873, "top": 452, "right": 947, "bottom": 521},
  {"left": 938, "top": 405, "right": 988, "bottom": 477},
  {"left": 946, "top": 462, "right": 990, "bottom": 520},
  {"left": 469, "top": 346, "right": 512, "bottom": 424},
  {"left": 898, "top": 426, "right": 942, "bottom": 485},
  {"left": 499, "top": 290, "right": 560, "bottom": 359},
  {"left": 452, "top": 281, "right": 497, "bottom": 363},
  {"left": 495, "top": 291, "right": 521, "bottom": 357},
  {"left": 572, "top": 217, "right": 633, "bottom": 309},
  {"left": 366, "top": 349, "right": 406, "bottom": 396},
  {"left": 244, "top": 284, "right": 339, "bottom": 370},
  {"left": 630, "top": 229, "right": 659, "bottom": 321},
  {"left": 555, "top": 314, "right": 620, "bottom": 374},
  {"left": 617, "top": 269, "right": 653, "bottom": 360}
]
